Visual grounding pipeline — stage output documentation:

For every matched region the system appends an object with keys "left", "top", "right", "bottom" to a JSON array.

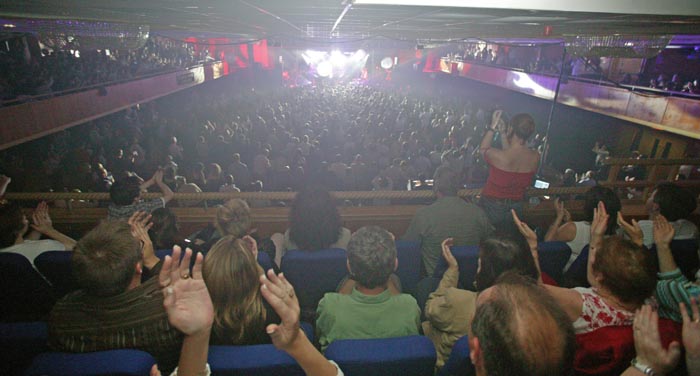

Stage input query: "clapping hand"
[
  {"left": 554, "top": 198, "right": 571, "bottom": 223},
  {"left": 512, "top": 209, "right": 538, "bottom": 253},
  {"left": 680, "top": 298, "right": 700, "bottom": 366},
  {"left": 260, "top": 270, "right": 301, "bottom": 352},
  {"left": 158, "top": 246, "right": 213, "bottom": 336},
  {"left": 242, "top": 235, "right": 259, "bottom": 260},
  {"left": 441, "top": 238, "right": 457, "bottom": 270},
  {"left": 30, "top": 201, "right": 55, "bottom": 235},
  {"left": 617, "top": 212, "right": 644, "bottom": 247},
  {"left": 632, "top": 305, "right": 681, "bottom": 375},
  {"left": 652, "top": 215, "right": 675, "bottom": 248}
]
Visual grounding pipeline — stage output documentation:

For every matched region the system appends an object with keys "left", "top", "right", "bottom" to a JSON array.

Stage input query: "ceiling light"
[{"left": 3, "top": 24, "right": 16, "bottom": 28}]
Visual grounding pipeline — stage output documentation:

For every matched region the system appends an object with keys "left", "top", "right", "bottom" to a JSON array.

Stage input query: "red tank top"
[{"left": 482, "top": 153, "right": 536, "bottom": 200}]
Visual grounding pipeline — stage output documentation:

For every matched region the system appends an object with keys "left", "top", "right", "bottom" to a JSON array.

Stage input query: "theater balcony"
[
  {"left": 439, "top": 58, "right": 700, "bottom": 139},
  {"left": 0, "top": 61, "right": 228, "bottom": 150}
]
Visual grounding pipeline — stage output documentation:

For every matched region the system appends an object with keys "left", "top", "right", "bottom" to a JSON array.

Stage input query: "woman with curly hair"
[
  {"left": 193, "top": 198, "right": 252, "bottom": 253},
  {"left": 203, "top": 235, "right": 279, "bottom": 345},
  {"left": 271, "top": 186, "right": 351, "bottom": 266}
]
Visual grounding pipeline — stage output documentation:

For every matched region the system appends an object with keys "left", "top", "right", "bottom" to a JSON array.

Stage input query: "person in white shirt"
[
  {"left": 0, "top": 201, "right": 76, "bottom": 265},
  {"left": 637, "top": 182, "right": 698, "bottom": 248}
]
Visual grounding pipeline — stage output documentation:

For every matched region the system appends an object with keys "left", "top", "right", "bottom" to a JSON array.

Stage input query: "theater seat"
[
  {"left": 26, "top": 350, "right": 156, "bottom": 376},
  {"left": 562, "top": 245, "right": 591, "bottom": 288},
  {"left": 34, "top": 250, "right": 79, "bottom": 298},
  {"left": 574, "top": 319, "right": 681, "bottom": 376},
  {"left": 281, "top": 248, "right": 347, "bottom": 314},
  {"left": 207, "top": 322, "right": 313, "bottom": 376},
  {"left": 432, "top": 245, "right": 480, "bottom": 291},
  {"left": 0, "top": 321, "right": 48, "bottom": 376},
  {"left": 437, "top": 335, "right": 476, "bottom": 376},
  {"left": 537, "top": 241, "right": 572, "bottom": 285},
  {"left": 324, "top": 335, "right": 437, "bottom": 376},
  {"left": 0, "top": 253, "right": 56, "bottom": 322},
  {"left": 395, "top": 240, "right": 422, "bottom": 294}
]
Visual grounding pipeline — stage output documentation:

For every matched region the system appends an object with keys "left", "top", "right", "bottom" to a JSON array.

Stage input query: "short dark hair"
[
  {"left": 347, "top": 226, "right": 396, "bottom": 289},
  {"left": 509, "top": 113, "right": 536, "bottom": 141},
  {"left": 433, "top": 167, "right": 459, "bottom": 197},
  {"left": 0, "top": 201, "right": 25, "bottom": 248},
  {"left": 148, "top": 208, "right": 179, "bottom": 250},
  {"left": 592, "top": 236, "right": 656, "bottom": 307},
  {"left": 72, "top": 221, "right": 142, "bottom": 297},
  {"left": 110, "top": 176, "right": 141, "bottom": 206},
  {"left": 583, "top": 186, "right": 621, "bottom": 235},
  {"left": 475, "top": 232, "right": 540, "bottom": 292},
  {"left": 471, "top": 272, "right": 575, "bottom": 376},
  {"left": 654, "top": 182, "right": 697, "bottom": 221}
]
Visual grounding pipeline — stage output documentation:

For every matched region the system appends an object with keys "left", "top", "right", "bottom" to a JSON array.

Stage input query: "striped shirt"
[
  {"left": 48, "top": 265, "right": 182, "bottom": 373},
  {"left": 656, "top": 268, "right": 700, "bottom": 323}
]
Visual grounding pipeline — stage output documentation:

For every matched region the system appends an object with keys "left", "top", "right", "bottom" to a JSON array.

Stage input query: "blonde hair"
[
  {"left": 203, "top": 235, "right": 265, "bottom": 344},
  {"left": 215, "top": 199, "right": 251, "bottom": 238}
]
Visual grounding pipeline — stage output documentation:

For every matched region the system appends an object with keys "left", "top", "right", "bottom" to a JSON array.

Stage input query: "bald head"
[{"left": 471, "top": 273, "right": 575, "bottom": 376}]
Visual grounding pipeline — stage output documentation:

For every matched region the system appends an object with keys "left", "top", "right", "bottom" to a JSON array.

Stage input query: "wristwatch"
[{"left": 631, "top": 358, "right": 656, "bottom": 375}]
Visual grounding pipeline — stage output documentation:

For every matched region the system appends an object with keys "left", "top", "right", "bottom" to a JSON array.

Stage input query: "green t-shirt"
[{"left": 316, "top": 288, "right": 421, "bottom": 351}]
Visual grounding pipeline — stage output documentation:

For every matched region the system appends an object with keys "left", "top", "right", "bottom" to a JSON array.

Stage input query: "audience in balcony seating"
[
  {"left": 48, "top": 218, "right": 182, "bottom": 373},
  {"left": 0, "top": 200, "right": 76, "bottom": 265},
  {"left": 316, "top": 226, "right": 420, "bottom": 351},
  {"left": 544, "top": 186, "right": 621, "bottom": 272},
  {"left": 108, "top": 169, "right": 174, "bottom": 220},
  {"left": 203, "top": 235, "right": 280, "bottom": 345},
  {"left": 271, "top": 186, "right": 351, "bottom": 266},
  {"left": 637, "top": 182, "right": 698, "bottom": 248},
  {"left": 403, "top": 167, "right": 491, "bottom": 277},
  {"left": 478, "top": 110, "right": 539, "bottom": 233},
  {"left": 424, "top": 234, "right": 540, "bottom": 368}
]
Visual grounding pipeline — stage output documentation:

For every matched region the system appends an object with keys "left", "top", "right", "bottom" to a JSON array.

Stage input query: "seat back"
[
  {"left": 281, "top": 248, "right": 347, "bottom": 312},
  {"left": 437, "top": 335, "right": 476, "bottom": 376},
  {"left": 574, "top": 319, "right": 681, "bottom": 376},
  {"left": 395, "top": 240, "right": 422, "bottom": 294},
  {"left": 432, "top": 245, "right": 480, "bottom": 290},
  {"left": 208, "top": 344, "right": 305, "bottom": 376},
  {"left": 537, "top": 242, "right": 572, "bottom": 285},
  {"left": 0, "top": 321, "right": 48, "bottom": 376},
  {"left": 324, "top": 335, "right": 436, "bottom": 376},
  {"left": 562, "top": 245, "right": 591, "bottom": 288},
  {"left": 34, "top": 251, "right": 79, "bottom": 298},
  {"left": 26, "top": 350, "right": 156, "bottom": 376},
  {"left": 0, "top": 253, "right": 56, "bottom": 321}
]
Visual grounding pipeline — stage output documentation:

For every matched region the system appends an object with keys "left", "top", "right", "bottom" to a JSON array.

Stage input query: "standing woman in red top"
[{"left": 479, "top": 110, "right": 539, "bottom": 232}]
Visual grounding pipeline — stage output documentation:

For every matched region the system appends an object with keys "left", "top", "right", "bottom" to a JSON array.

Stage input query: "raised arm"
[
  {"left": 479, "top": 110, "right": 502, "bottom": 156},
  {"left": 260, "top": 270, "right": 341, "bottom": 376},
  {"left": 153, "top": 169, "right": 175, "bottom": 204},
  {"left": 30, "top": 202, "right": 76, "bottom": 250},
  {"left": 680, "top": 298, "right": 700, "bottom": 376},
  {"left": 618, "top": 212, "right": 644, "bottom": 247},
  {"left": 129, "top": 211, "right": 159, "bottom": 270},
  {"left": 653, "top": 215, "right": 678, "bottom": 273},
  {"left": 512, "top": 210, "right": 544, "bottom": 285},
  {"left": 544, "top": 198, "right": 576, "bottom": 242},
  {"left": 588, "top": 201, "right": 609, "bottom": 275},
  {"left": 157, "top": 246, "right": 213, "bottom": 376}
]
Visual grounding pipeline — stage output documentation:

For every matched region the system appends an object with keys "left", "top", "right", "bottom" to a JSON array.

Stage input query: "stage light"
[
  {"left": 354, "top": 49, "right": 367, "bottom": 60},
  {"left": 303, "top": 50, "right": 325, "bottom": 64},
  {"left": 317, "top": 61, "right": 333, "bottom": 77},
  {"left": 380, "top": 57, "right": 394, "bottom": 69},
  {"left": 330, "top": 50, "right": 346, "bottom": 66}
]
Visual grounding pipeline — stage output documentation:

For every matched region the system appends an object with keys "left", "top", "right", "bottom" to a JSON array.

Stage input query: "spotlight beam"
[{"left": 331, "top": 3, "right": 353, "bottom": 36}]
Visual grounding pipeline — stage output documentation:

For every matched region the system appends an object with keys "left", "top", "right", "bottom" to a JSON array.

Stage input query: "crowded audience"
[{"left": 2, "top": 71, "right": 700, "bottom": 376}]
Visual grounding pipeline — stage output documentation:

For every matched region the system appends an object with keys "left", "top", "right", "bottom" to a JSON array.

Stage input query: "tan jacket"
[{"left": 422, "top": 266, "right": 477, "bottom": 368}]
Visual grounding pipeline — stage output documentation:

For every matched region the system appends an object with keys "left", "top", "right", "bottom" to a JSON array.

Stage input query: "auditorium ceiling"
[{"left": 1, "top": 0, "right": 700, "bottom": 44}]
